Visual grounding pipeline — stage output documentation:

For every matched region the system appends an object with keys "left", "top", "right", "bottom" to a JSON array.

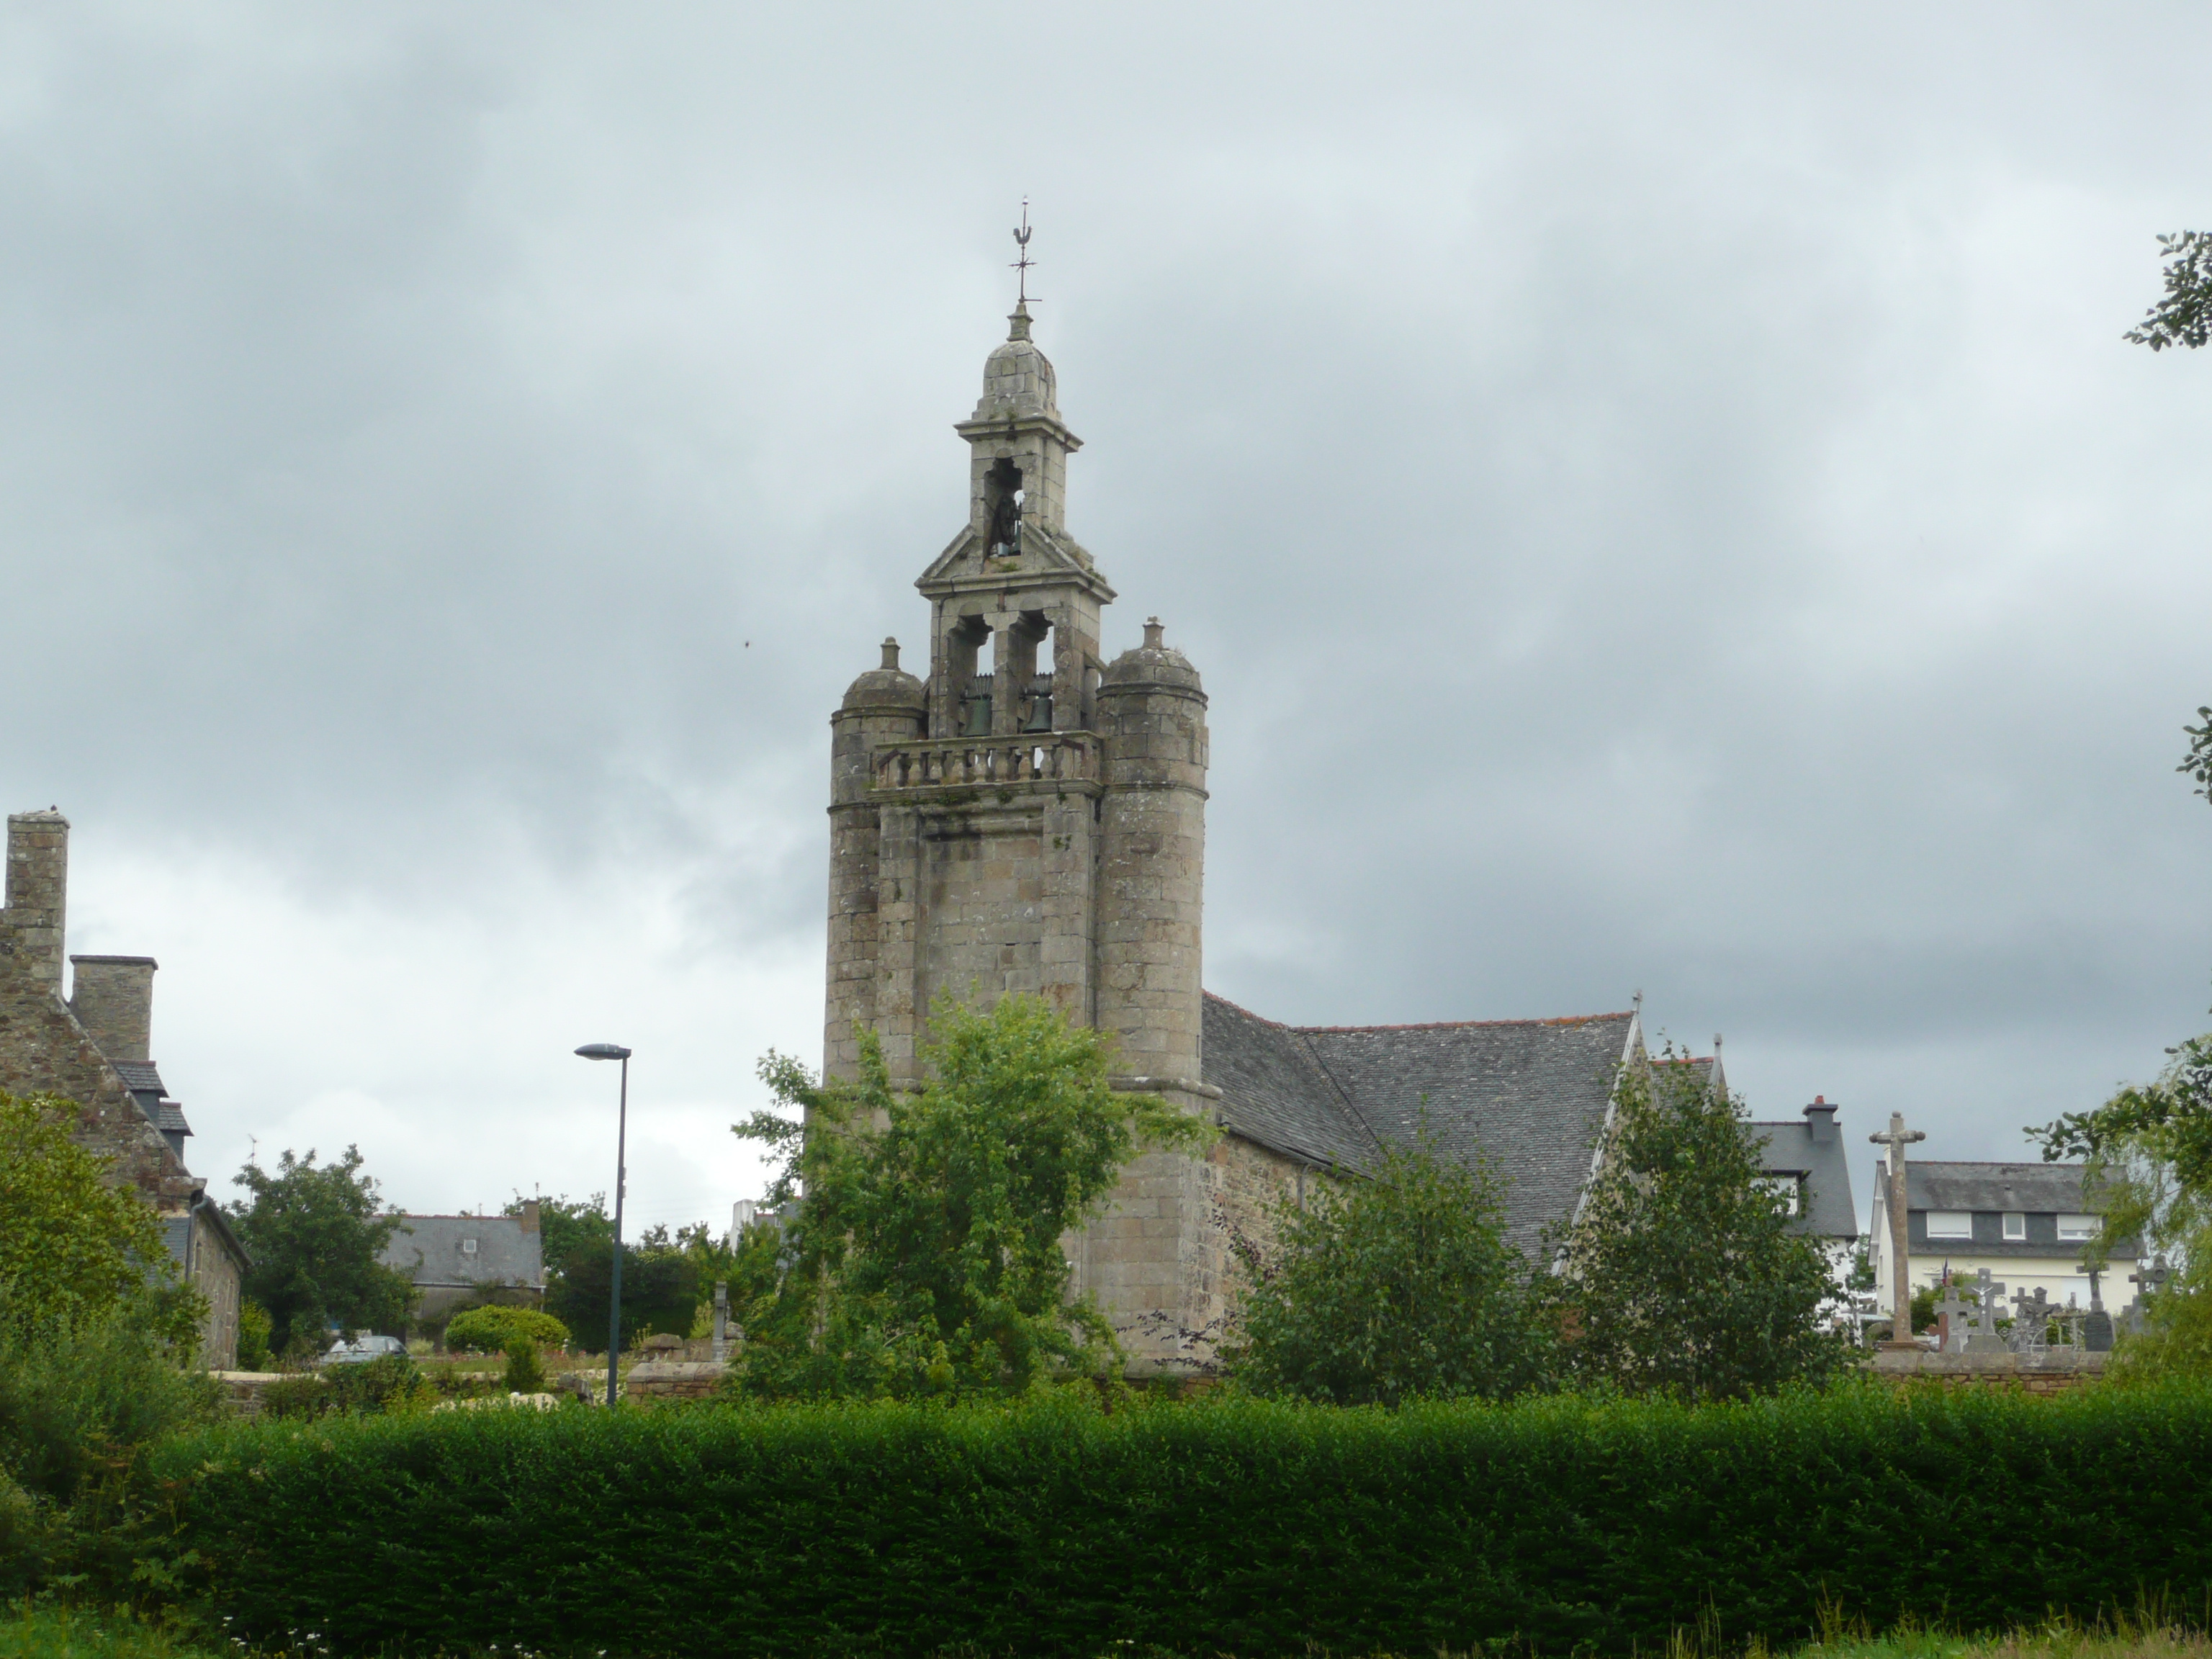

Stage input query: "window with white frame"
[
  {"left": 1758, "top": 1176, "right": 1802, "bottom": 1216},
  {"left": 1925, "top": 1211, "right": 1973, "bottom": 1239},
  {"left": 2002, "top": 1213, "right": 2026, "bottom": 1241},
  {"left": 461, "top": 1238, "right": 479, "bottom": 1256},
  {"left": 2057, "top": 1214, "right": 2098, "bottom": 1241}
]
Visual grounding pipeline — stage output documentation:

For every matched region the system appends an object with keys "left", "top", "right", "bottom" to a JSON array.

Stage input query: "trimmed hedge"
[
  {"left": 158, "top": 1383, "right": 2212, "bottom": 1658},
  {"left": 441, "top": 1305, "right": 571, "bottom": 1354}
]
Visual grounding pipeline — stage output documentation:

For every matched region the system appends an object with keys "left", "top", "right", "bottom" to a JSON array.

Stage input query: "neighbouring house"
[
  {"left": 379, "top": 1204, "right": 545, "bottom": 1332},
  {"left": 1866, "top": 1159, "right": 2138, "bottom": 1322},
  {"left": 1748, "top": 1095, "right": 1860, "bottom": 1274},
  {"left": 0, "top": 809, "right": 251, "bottom": 1367}
]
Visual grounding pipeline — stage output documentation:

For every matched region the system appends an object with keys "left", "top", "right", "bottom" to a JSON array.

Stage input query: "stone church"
[{"left": 824, "top": 299, "right": 1660, "bottom": 1372}]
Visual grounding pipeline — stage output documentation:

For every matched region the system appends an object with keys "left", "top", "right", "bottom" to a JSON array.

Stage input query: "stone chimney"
[
  {"left": 3, "top": 810, "right": 70, "bottom": 992},
  {"left": 71, "top": 956, "right": 158, "bottom": 1062},
  {"left": 518, "top": 1199, "right": 541, "bottom": 1234},
  {"left": 1803, "top": 1096, "right": 1840, "bottom": 1144}
]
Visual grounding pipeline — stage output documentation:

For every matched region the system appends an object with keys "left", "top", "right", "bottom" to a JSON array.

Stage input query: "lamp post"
[{"left": 574, "top": 1043, "right": 633, "bottom": 1406}]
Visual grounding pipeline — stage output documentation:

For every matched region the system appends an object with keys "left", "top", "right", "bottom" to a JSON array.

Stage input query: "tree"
[
  {"left": 513, "top": 1193, "right": 702, "bottom": 1351},
  {"left": 227, "top": 1147, "right": 414, "bottom": 1359},
  {"left": 1224, "top": 1121, "right": 1554, "bottom": 1406},
  {"left": 2126, "top": 231, "right": 2212, "bottom": 352},
  {"left": 729, "top": 992, "right": 1214, "bottom": 1399},
  {"left": 0, "top": 1091, "right": 203, "bottom": 1352},
  {"left": 547, "top": 1231, "right": 698, "bottom": 1349},
  {"left": 506, "top": 1192, "right": 612, "bottom": 1285},
  {"left": 1555, "top": 1055, "right": 1849, "bottom": 1400},
  {"left": 2031, "top": 1031, "right": 2212, "bottom": 1379},
  {"left": 2182, "top": 709, "right": 2212, "bottom": 810}
]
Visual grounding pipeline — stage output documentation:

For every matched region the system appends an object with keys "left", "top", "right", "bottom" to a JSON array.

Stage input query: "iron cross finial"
[{"left": 1011, "top": 198, "right": 1037, "bottom": 305}]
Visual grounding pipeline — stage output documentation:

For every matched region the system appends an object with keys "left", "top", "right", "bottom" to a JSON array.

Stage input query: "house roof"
[
  {"left": 1201, "top": 993, "right": 1635, "bottom": 1254},
  {"left": 378, "top": 1214, "right": 544, "bottom": 1290},
  {"left": 1748, "top": 1117, "right": 1858, "bottom": 1240},
  {"left": 1903, "top": 1161, "right": 2098, "bottom": 1213},
  {"left": 150, "top": 1099, "right": 192, "bottom": 1136}
]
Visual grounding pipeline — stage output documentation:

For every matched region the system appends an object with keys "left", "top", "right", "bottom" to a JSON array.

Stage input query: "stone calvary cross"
[{"left": 1870, "top": 1112, "right": 1926, "bottom": 1349}]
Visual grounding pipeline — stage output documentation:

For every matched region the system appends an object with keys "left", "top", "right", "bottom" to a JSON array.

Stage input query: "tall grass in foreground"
[{"left": 9, "top": 1601, "right": 2212, "bottom": 1659}]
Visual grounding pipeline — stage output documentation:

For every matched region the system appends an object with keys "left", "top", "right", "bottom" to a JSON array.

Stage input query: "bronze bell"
[
  {"left": 961, "top": 695, "right": 993, "bottom": 737},
  {"left": 1022, "top": 693, "right": 1053, "bottom": 733}
]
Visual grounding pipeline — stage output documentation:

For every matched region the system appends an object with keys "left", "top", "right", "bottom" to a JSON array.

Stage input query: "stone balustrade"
[{"left": 873, "top": 732, "right": 1100, "bottom": 793}]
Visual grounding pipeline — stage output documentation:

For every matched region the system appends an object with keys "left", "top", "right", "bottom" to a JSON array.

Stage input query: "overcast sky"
[{"left": 6, "top": 2, "right": 2210, "bottom": 1237}]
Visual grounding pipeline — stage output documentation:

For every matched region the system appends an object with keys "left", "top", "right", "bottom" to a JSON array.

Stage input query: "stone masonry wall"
[
  {"left": 69, "top": 956, "right": 157, "bottom": 1063},
  {"left": 0, "top": 816, "right": 189, "bottom": 1208}
]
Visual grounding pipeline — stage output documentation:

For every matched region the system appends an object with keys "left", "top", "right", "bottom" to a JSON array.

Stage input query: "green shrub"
[
  {"left": 501, "top": 1335, "right": 547, "bottom": 1394},
  {"left": 234, "top": 1300, "right": 273, "bottom": 1371},
  {"left": 0, "top": 1313, "right": 219, "bottom": 1596},
  {"left": 441, "top": 1304, "right": 570, "bottom": 1354},
  {"left": 158, "top": 1382, "right": 2212, "bottom": 1658},
  {"left": 260, "top": 1354, "right": 428, "bottom": 1422}
]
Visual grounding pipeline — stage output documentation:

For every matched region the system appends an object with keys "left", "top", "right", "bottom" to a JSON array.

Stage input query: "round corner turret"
[
  {"left": 842, "top": 638, "right": 927, "bottom": 713},
  {"left": 1101, "top": 617, "right": 1203, "bottom": 696}
]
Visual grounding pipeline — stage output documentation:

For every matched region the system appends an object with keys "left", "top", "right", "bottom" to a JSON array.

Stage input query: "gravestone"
[
  {"left": 1964, "top": 1267, "right": 2008, "bottom": 1354},
  {"left": 2077, "top": 1259, "right": 2114, "bottom": 1354},
  {"left": 2008, "top": 1285, "right": 2053, "bottom": 1354},
  {"left": 1933, "top": 1280, "right": 1974, "bottom": 1354},
  {"left": 2123, "top": 1256, "right": 2171, "bottom": 1336}
]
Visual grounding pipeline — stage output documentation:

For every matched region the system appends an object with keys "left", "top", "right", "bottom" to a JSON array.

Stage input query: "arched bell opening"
[
  {"left": 1007, "top": 611, "right": 1056, "bottom": 734},
  {"left": 948, "top": 614, "right": 995, "bottom": 738},
  {"left": 983, "top": 459, "right": 1025, "bottom": 556}
]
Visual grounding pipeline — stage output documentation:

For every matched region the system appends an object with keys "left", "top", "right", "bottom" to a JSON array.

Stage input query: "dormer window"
[{"left": 2002, "top": 1213, "right": 2026, "bottom": 1241}]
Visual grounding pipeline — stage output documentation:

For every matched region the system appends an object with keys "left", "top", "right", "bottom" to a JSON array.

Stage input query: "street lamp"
[{"left": 574, "top": 1042, "right": 632, "bottom": 1407}]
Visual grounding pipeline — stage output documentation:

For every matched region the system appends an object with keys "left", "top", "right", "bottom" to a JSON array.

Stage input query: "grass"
[
  {"left": 6, "top": 1603, "right": 2210, "bottom": 1659},
  {"left": 0, "top": 1605, "right": 213, "bottom": 1659}
]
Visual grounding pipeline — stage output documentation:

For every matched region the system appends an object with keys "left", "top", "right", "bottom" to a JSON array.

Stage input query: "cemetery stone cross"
[
  {"left": 1932, "top": 1278, "right": 1974, "bottom": 1354},
  {"left": 1869, "top": 1112, "right": 1926, "bottom": 1347},
  {"left": 2077, "top": 1256, "right": 2115, "bottom": 1352},
  {"left": 1966, "top": 1267, "right": 2008, "bottom": 1353}
]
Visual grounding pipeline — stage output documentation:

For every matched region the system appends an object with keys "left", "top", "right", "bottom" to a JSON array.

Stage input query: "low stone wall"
[
  {"left": 211, "top": 1370, "right": 290, "bottom": 1417},
  {"left": 622, "top": 1360, "right": 727, "bottom": 1401},
  {"left": 1866, "top": 1347, "right": 2107, "bottom": 1394},
  {"left": 556, "top": 1361, "right": 727, "bottom": 1405}
]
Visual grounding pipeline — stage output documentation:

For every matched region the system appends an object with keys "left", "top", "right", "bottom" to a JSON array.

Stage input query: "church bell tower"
[{"left": 823, "top": 288, "right": 1216, "bottom": 1368}]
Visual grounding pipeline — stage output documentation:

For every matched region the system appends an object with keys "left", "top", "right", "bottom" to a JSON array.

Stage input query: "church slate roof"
[
  {"left": 1200, "top": 995, "right": 1380, "bottom": 1173},
  {"left": 1201, "top": 994, "right": 1635, "bottom": 1254}
]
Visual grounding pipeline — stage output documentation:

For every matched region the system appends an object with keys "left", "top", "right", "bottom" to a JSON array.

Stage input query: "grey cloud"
[{"left": 5, "top": 1, "right": 2211, "bottom": 1222}]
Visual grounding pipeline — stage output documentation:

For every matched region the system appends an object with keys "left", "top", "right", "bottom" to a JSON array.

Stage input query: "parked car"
[{"left": 321, "top": 1334, "right": 408, "bottom": 1367}]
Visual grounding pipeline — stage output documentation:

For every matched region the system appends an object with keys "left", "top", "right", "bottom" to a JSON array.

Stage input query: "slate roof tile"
[{"left": 1202, "top": 993, "right": 1635, "bottom": 1253}]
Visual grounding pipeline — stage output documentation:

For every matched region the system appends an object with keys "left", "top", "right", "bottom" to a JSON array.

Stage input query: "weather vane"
[{"left": 1011, "top": 198, "right": 1037, "bottom": 305}]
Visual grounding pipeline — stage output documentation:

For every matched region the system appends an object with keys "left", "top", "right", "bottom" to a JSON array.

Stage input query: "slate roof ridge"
[
  {"left": 386, "top": 1212, "right": 525, "bottom": 1221},
  {"left": 1288, "top": 1010, "right": 1635, "bottom": 1036},
  {"left": 1910, "top": 1159, "right": 2082, "bottom": 1172},
  {"left": 1202, "top": 989, "right": 1289, "bottom": 1028}
]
